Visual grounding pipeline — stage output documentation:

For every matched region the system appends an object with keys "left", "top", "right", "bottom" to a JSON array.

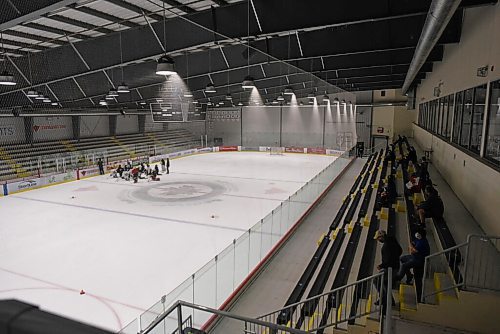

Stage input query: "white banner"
[{"left": 7, "top": 170, "right": 75, "bottom": 194}]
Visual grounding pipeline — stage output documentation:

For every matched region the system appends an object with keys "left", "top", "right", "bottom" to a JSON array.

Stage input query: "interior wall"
[
  {"left": 372, "top": 106, "right": 395, "bottom": 141},
  {"left": 144, "top": 114, "right": 163, "bottom": 132},
  {"left": 416, "top": 4, "right": 500, "bottom": 102},
  {"left": 80, "top": 116, "right": 109, "bottom": 138},
  {"left": 0, "top": 117, "right": 25, "bottom": 144},
  {"left": 413, "top": 124, "right": 499, "bottom": 235},
  {"left": 32, "top": 116, "right": 73, "bottom": 142},
  {"left": 413, "top": 3, "right": 500, "bottom": 235},
  {"left": 208, "top": 105, "right": 357, "bottom": 149},
  {"left": 115, "top": 115, "right": 139, "bottom": 135}
]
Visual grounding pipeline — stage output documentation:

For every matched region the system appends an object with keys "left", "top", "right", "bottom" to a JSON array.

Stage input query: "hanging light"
[
  {"left": 307, "top": 92, "right": 315, "bottom": 99},
  {"left": 0, "top": 70, "right": 16, "bottom": 86},
  {"left": 333, "top": 97, "right": 340, "bottom": 104},
  {"left": 348, "top": 101, "right": 352, "bottom": 106},
  {"left": 277, "top": 93, "right": 285, "bottom": 101},
  {"left": 323, "top": 94, "right": 330, "bottom": 102},
  {"left": 51, "top": 102, "right": 59, "bottom": 106},
  {"left": 99, "top": 100, "right": 108, "bottom": 106},
  {"left": 238, "top": 101, "right": 243, "bottom": 106},
  {"left": 108, "top": 89, "right": 119, "bottom": 97},
  {"left": 272, "top": 100, "right": 279, "bottom": 105},
  {"left": 242, "top": 75, "right": 255, "bottom": 89},
  {"left": 117, "top": 83, "right": 130, "bottom": 93},
  {"left": 225, "top": 94, "right": 232, "bottom": 100},
  {"left": 192, "top": 100, "right": 199, "bottom": 104},
  {"left": 43, "top": 98, "right": 51, "bottom": 103},
  {"left": 284, "top": 86, "right": 294, "bottom": 95},
  {"left": 156, "top": 55, "right": 176, "bottom": 76},
  {"left": 139, "top": 101, "right": 147, "bottom": 105},
  {"left": 205, "top": 82, "right": 216, "bottom": 93},
  {"left": 105, "top": 95, "right": 114, "bottom": 100},
  {"left": 27, "top": 90, "right": 39, "bottom": 98},
  {"left": 35, "top": 94, "right": 45, "bottom": 100},
  {"left": 341, "top": 99, "right": 346, "bottom": 104},
  {"left": 184, "top": 91, "right": 193, "bottom": 98}
]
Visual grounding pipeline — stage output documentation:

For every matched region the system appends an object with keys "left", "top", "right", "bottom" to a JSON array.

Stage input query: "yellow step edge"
[
  {"left": 332, "top": 226, "right": 341, "bottom": 239},
  {"left": 372, "top": 183, "right": 378, "bottom": 189},
  {"left": 380, "top": 207, "right": 389, "bottom": 220},
  {"left": 434, "top": 273, "right": 458, "bottom": 303},
  {"left": 307, "top": 312, "right": 320, "bottom": 331},
  {"left": 337, "top": 303, "right": 343, "bottom": 321},
  {"left": 348, "top": 220, "right": 355, "bottom": 233},
  {"left": 317, "top": 233, "right": 325, "bottom": 246},
  {"left": 365, "top": 293, "right": 372, "bottom": 314},
  {"left": 396, "top": 200, "right": 406, "bottom": 212},
  {"left": 399, "top": 284, "right": 418, "bottom": 312},
  {"left": 363, "top": 215, "right": 370, "bottom": 227}
]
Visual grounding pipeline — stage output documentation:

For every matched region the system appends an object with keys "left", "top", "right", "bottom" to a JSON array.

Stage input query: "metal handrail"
[
  {"left": 421, "top": 234, "right": 500, "bottom": 303},
  {"left": 258, "top": 271, "right": 384, "bottom": 319},
  {"left": 141, "top": 300, "right": 308, "bottom": 334}
]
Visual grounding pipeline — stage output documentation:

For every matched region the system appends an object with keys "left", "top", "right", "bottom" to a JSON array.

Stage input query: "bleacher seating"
[
  {"left": 273, "top": 149, "right": 388, "bottom": 332},
  {"left": 0, "top": 129, "right": 199, "bottom": 181}
]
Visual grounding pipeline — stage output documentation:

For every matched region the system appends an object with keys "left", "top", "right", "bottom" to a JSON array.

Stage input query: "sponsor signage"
[
  {"left": 33, "top": 124, "right": 67, "bottom": 132},
  {"left": 285, "top": 147, "right": 305, "bottom": 153},
  {"left": 0, "top": 126, "right": 15, "bottom": 137},
  {"left": 6, "top": 171, "right": 76, "bottom": 194},
  {"left": 307, "top": 148, "right": 326, "bottom": 155},
  {"left": 241, "top": 146, "right": 260, "bottom": 152},
  {"left": 219, "top": 146, "right": 238, "bottom": 152}
]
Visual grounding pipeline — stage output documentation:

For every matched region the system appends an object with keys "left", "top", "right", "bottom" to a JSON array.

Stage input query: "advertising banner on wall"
[
  {"left": 219, "top": 146, "right": 239, "bottom": 152},
  {"left": 307, "top": 148, "right": 327, "bottom": 155},
  {"left": 0, "top": 118, "right": 25, "bottom": 144},
  {"left": 285, "top": 147, "right": 306, "bottom": 153},
  {"left": 32, "top": 116, "right": 73, "bottom": 142},
  {"left": 6, "top": 171, "right": 75, "bottom": 194}
]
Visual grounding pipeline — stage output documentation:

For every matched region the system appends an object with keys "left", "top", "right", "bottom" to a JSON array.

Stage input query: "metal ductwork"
[{"left": 402, "top": 0, "right": 461, "bottom": 94}]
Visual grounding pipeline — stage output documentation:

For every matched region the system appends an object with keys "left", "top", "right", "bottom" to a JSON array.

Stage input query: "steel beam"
[
  {"left": 104, "top": 0, "right": 163, "bottom": 22},
  {"left": 67, "top": 4, "right": 139, "bottom": 28},
  {"left": 45, "top": 14, "right": 114, "bottom": 34}
]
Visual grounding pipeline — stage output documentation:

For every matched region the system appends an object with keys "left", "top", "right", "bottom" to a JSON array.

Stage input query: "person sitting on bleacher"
[
  {"left": 406, "top": 146, "right": 418, "bottom": 166},
  {"left": 379, "top": 174, "right": 397, "bottom": 207},
  {"left": 416, "top": 186, "right": 444, "bottom": 226},
  {"left": 416, "top": 157, "right": 430, "bottom": 186},
  {"left": 396, "top": 229, "right": 430, "bottom": 284},
  {"left": 405, "top": 173, "right": 423, "bottom": 196}
]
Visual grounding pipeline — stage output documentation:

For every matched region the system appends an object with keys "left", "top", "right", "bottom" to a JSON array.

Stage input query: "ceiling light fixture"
[
  {"left": 225, "top": 94, "right": 232, "bottom": 100},
  {"left": 0, "top": 33, "right": 16, "bottom": 86},
  {"left": 43, "top": 98, "right": 51, "bottom": 103},
  {"left": 108, "top": 89, "right": 119, "bottom": 97},
  {"left": 51, "top": 102, "right": 59, "bottom": 106},
  {"left": 35, "top": 94, "right": 45, "bottom": 100},
  {"left": 307, "top": 92, "right": 315, "bottom": 99},
  {"left": 284, "top": 86, "right": 294, "bottom": 95},
  {"left": 205, "top": 83, "right": 216, "bottom": 93},
  {"left": 277, "top": 93, "right": 285, "bottom": 101},
  {"left": 117, "top": 26, "right": 130, "bottom": 92},
  {"left": 333, "top": 97, "right": 340, "bottom": 104},
  {"left": 242, "top": 75, "right": 255, "bottom": 89},
  {"left": 156, "top": 2, "right": 176, "bottom": 76},
  {"left": 105, "top": 95, "right": 114, "bottom": 100},
  {"left": 323, "top": 93, "right": 330, "bottom": 102},
  {"left": 117, "top": 84, "right": 130, "bottom": 93},
  {"left": 27, "top": 90, "right": 39, "bottom": 98}
]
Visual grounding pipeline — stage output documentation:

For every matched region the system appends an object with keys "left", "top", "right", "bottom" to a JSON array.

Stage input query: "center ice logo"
[{"left": 131, "top": 181, "right": 226, "bottom": 203}]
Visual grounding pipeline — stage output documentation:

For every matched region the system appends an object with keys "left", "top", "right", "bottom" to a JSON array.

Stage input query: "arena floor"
[{"left": 0, "top": 151, "right": 336, "bottom": 331}]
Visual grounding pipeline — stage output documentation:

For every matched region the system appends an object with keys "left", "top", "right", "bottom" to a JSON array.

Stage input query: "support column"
[
  {"left": 72, "top": 116, "right": 80, "bottom": 141},
  {"left": 109, "top": 115, "right": 117, "bottom": 136},
  {"left": 138, "top": 115, "right": 146, "bottom": 134},
  {"left": 23, "top": 117, "right": 33, "bottom": 145}
]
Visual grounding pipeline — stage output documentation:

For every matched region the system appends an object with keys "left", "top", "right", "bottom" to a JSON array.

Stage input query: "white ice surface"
[{"left": 0, "top": 152, "right": 336, "bottom": 331}]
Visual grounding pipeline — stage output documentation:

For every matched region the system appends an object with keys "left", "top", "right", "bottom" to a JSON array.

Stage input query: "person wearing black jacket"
[
  {"left": 374, "top": 230, "right": 402, "bottom": 308},
  {"left": 417, "top": 186, "right": 444, "bottom": 225}
]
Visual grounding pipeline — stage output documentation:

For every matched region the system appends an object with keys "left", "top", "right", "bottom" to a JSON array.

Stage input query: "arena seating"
[
  {"left": 0, "top": 129, "right": 199, "bottom": 181},
  {"left": 272, "top": 149, "right": 389, "bottom": 332}
]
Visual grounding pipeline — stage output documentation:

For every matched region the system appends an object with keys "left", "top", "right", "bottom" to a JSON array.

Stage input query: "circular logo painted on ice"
[{"left": 131, "top": 181, "right": 226, "bottom": 203}]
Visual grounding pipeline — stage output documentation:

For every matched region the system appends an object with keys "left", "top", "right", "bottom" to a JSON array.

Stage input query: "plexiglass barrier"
[{"left": 119, "top": 149, "right": 354, "bottom": 334}]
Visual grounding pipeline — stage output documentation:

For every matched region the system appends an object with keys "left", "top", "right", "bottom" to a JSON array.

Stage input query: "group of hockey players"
[{"left": 110, "top": 158, "right": 170, "bottom": 183}]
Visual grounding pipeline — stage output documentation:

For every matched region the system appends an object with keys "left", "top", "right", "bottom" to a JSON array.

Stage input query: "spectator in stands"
[
  {"left": 97, "top": 158, "right": 104, "bottom": 175},
  {"left": 379, "top": 175, "right": 397, "bottom": 207},
  {"left": 396, "top": 229, "right": 430, "bottom": 284},
  {"left": 416, "top": 157, "right": 430, "bottom": 186},
  {"left": 416, "top": 186, "right": 444, "bottom": 225},
  {"left": 374, "top": 230, "right": 402, "bottom": 308},
  {"left": 406, "top": 146, "right": 418, "bottom": 165},
  {"left": 405, "top": 173, "right": 423, "bottom": 196}
]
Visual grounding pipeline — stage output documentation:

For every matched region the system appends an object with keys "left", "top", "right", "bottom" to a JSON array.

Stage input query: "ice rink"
[{"left": 0, "top": 151, "right": 336, "bottom": 331}]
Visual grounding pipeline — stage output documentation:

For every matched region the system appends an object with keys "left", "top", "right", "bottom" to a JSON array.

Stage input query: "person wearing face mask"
[{"left": 396, "top": 229, "right": 430, "bottom": 302}]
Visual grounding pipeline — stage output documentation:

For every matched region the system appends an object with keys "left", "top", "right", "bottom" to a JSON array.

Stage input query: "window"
[
  {"left": 446, "top": 94, "right": 454, "bottom": 139},
  {"left": 441, "top": 96, "right": 449, "bottom": 137},
  {"left": 438, "top": 97, "right": 445, "bottom": 136},
  {"left": 485, "top": 79, "right": 500, "bottom": 166},
  {"left": 453, "top": 91, "right": 464, "bottom": 144},
  {"left": 460, "top": 88, "right": 474, "bottom": 148},
  {"left": 470, "top": 85, "right": 486, "bottom": 154}
]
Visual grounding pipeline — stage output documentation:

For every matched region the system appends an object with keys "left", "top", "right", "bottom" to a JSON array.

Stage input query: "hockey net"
[{"left": 269, "top": 147, "right": 284, "bottom": 155}]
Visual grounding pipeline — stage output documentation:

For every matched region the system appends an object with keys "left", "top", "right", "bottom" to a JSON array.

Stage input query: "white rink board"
[{"left": 0, "top": 152, "right": 336, "bottom": 331}]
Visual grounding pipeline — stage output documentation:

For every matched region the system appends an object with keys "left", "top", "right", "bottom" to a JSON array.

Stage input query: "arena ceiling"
[{"left": 0, "top": 0, "right": 497, "bottom": 112}]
